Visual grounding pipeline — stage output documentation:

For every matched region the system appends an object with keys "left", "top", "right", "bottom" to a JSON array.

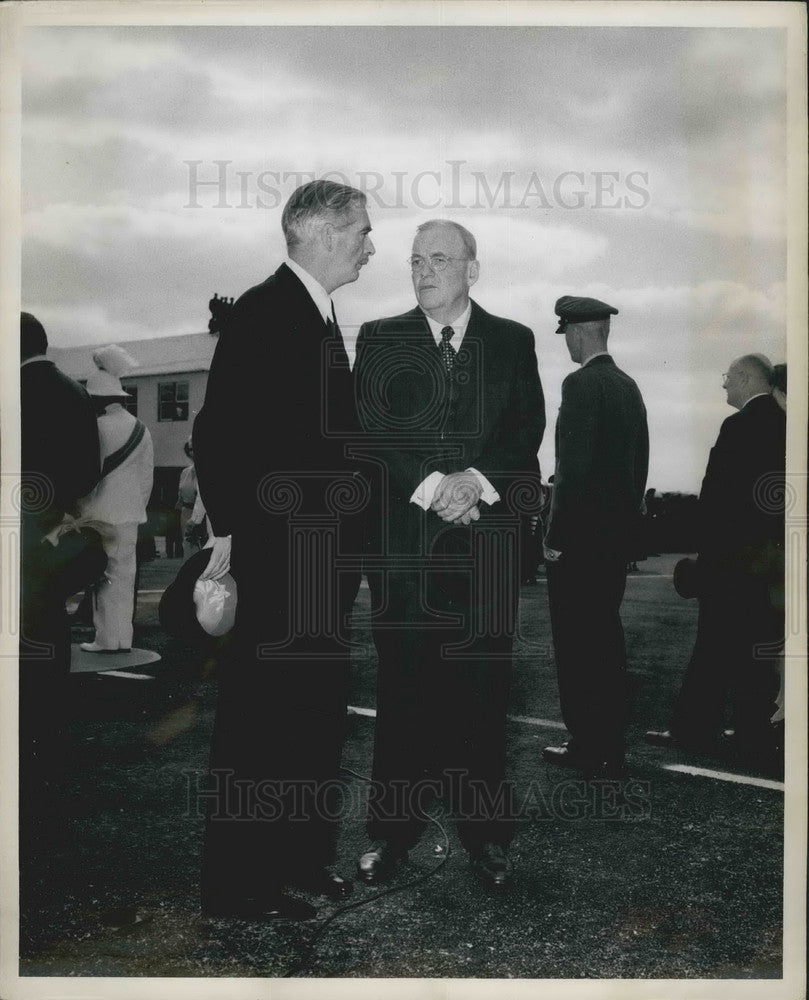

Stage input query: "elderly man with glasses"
[
  {"left": 354, "top": 219, "right": 545, "bottom": 888},
  {"left": 645, "top": 354, "right": 786, "bottom": 763}
]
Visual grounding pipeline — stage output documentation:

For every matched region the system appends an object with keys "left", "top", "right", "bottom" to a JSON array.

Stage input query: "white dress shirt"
[
  {"left": 744, "top": 393, "right": 771, "bottom": 407},
  {"left": 410, "top": 302, "right": 499, "bottom": 510},
  {"left": 285, "top": 257, "right": 356, "bottom": 369}
]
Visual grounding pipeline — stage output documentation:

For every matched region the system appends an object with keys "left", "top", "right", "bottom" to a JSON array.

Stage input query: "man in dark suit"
[
  {"left": 354, "top": 220, "right": 545, "bottom": 888},
  {"left": 192, "top": 180, "right": 374, "bottom": 921},
  {"left": 20, "top": 312, "right": 101, "bottom": 795},
  {"left": 645, "top": 354, "right": 785, "bottom": 757},
  {"left": 542, "top": 296, "right": 649, "bottom": 777}
]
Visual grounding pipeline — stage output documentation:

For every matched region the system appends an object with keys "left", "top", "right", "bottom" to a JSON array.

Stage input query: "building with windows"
[{"left": 50, "top": 332, "right": 218, "bottom": 515}]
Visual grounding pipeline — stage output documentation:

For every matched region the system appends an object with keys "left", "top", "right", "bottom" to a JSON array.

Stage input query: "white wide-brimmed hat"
[{"left": 86, "top": 343, "right": 139, "bottom": 397}]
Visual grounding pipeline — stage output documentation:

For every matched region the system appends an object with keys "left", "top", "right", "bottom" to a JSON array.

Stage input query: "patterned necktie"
[{"left": 440, "top": 325, "right": 456, "bottom": 375}]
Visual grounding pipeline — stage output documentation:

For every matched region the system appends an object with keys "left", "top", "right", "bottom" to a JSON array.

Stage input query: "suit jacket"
[
  {"left": 194, "top": 263, "right": 359, "bottom": 541},
  {"left": 20, "top": 358, "right": 101, "bottom": 536},
  {"left": 355, "top": 300, "right": 545, "bottom": 546},
  {"left": 544, "top": 354, "right": 649, "bottom": 556},
  {"left": 697, "top": 393, "right": 785, "bottom": 561},
  {"left": 78, "top": 405, "right": 154, "bottom": 525}
]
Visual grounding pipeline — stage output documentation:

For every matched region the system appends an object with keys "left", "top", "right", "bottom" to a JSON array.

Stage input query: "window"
[
  {"left": 121, "top": 384, "right": 138, "bottom": 417},
  {"left": 158, "top": 381, "right": 189, "bottom": 422}
]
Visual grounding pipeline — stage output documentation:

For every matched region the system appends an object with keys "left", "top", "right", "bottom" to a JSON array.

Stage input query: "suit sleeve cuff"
[
  {"left": 466, "top": 468, "right": 500, "bottom": 505},
  {"left": 410, "top": 471, "right": 445, "bottom": 510}
]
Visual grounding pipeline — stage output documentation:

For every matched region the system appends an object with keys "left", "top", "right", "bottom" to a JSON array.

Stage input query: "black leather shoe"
[
  {"left": 202, "top": 893, "right": 317, "bottom": 922},
  {"left": 543, "top": 742, "right": 625, "bottom": 776},
  {"left": 644, "top": 729, "right": 718, "bottom": 752},
  {"left": 541, "top": 742, "right": 588, "bottom": 768},
  {"left": 357, "top": 841, "right": 408, "bottom": 884},
  {"left": 293, "top": 867, "right": 353, "bottom": 900},
  {"left": 469, "top": 842, "right": 513, "bottom": 888},
  {"left": 643, "top": 729, "right": 680, "bottom": 747}
]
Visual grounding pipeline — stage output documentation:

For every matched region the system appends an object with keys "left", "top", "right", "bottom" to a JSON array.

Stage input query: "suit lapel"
[
  {"left": 410, "top": 306, "right": 438, "bottom": 349},
  {"left": 453, "top": 301, "right": 487, "bottom": 426},
  {"left": 276, "top": 261, "right": 352, "bottom": 376},
  {"left": 275, "top": 263, "right": 329, "bottom": 338}
]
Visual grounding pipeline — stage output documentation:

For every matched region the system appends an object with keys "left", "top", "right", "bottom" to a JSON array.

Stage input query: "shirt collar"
[
  {"left": 285, "top": 258, "right": 333, "bottom": 325},
  {"left": 20, "top": 354, "right": 49, "bottom": 368},
  {"left": 423, "top": 300, "right": 473, "bottom": 347},
  {"left": 744, "top": 392, "right": 770, "bottom": 407},
  {"left": 582, "top": 351, "right": 611, "bottom": 367}
]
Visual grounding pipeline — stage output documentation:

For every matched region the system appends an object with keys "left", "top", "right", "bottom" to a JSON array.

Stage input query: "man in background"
[
  {"left": 645, "top": 354, "right": 785, "bottom": 760},
  {"left": 19, "top": 312, "right": 101, "bottom": 799},
  {"left": 542, "top": 296, "right": 649, "bottom": 778}
]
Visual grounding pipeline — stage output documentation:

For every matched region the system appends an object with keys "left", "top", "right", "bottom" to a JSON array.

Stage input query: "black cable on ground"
[{"left": 281, "top": 765, "right": 451, "bottom": 978}]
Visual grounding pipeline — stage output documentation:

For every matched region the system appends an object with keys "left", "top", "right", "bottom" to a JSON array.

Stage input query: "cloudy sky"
[{"left": 19, "top": 15, "right": 793, "bottom": 492}]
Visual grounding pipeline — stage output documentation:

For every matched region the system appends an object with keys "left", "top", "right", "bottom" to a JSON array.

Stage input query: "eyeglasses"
[{"left": 408, "top": 254, "right": 471, "bottom": 272}]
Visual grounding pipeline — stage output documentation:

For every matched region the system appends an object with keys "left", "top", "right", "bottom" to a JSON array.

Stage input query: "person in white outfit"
[{"left": 78, "top": 346, "right": 154, "bottom": 653}]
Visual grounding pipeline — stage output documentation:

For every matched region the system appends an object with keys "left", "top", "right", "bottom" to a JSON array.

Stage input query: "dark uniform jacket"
[{"left": 544, "top": 354, "right": 649, "bottom": 556}]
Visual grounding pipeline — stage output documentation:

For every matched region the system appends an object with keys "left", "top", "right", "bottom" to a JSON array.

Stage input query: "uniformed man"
[{"left": 542, "top": 296, "right": 649, "bottom": 777}]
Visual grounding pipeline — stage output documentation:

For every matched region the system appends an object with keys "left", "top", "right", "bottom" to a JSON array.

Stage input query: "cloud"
[
  {"left": 622, "top": 280, "right": 786, "bottom": 327},
  {"left": 18, "top": 23, "right": 792, "bottom": 497},
  {"left": 26, "top": 301, "right": 173, "bottom": 348},
  {"left": 23, "top": 29, "right": 176, "bottom": 83},
  {"left": 22, "top": 201, "right": 272, "bottom": 253}
]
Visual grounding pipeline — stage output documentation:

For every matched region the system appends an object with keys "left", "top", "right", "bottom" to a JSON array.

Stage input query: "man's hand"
[
  {"left": 431, "top": 472, "right": 483, "bottom": 522},
  {"left": 198, "top": 535, "right": 232, "bottom": 580},
  {"left": 452, "top": 504, "right": 481, "bottom": 526},
  {"left": 543, "top": 545, "right": 562, "bottom": 563}
]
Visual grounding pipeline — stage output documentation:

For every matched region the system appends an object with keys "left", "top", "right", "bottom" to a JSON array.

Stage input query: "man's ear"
[
  {"left": 321, "top": 222, "right": 335, "bottom": 252},
  {"left": 467, "top": 260, "right": 480, "bottom": 288}
]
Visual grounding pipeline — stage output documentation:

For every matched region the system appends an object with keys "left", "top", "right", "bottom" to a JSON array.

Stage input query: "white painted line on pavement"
[
  {"left": 348, "top": 706, "right": 567, "bottom": 730},
  {"left": 507, "top": 714, "right": 567, "bottom": 730},
  {"left": 138, "top": 590, "right": 165, "bottom": 595},
  {"left": 662, "top": 763, "right": 784, "bottom": 792}
]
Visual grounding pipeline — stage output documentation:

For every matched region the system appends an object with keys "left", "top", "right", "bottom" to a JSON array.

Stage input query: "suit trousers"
[
  {"left": 671, "top": 572, "right": 781, "bottom": 744},
  {"left": 93, "top": 522, "right": 139, "bottom": 650},
  {"left": 546, "top": 551, "right": 629, "bottom": 764},
  {"left": 366, "top": 520, "right": 517, "bottom": 850},
  {"left": 201, "top": 529, "right": 358, "bottom": 907},
  {"left": 19, "top": 521, "right": 72, "bottom": 799}
]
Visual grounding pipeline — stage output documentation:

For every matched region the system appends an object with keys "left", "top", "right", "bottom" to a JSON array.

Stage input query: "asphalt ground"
[{"left": 17, "top": 554, "right": 790, "bottom": 982}]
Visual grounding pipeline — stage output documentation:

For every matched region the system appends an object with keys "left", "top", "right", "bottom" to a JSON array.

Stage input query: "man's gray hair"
[
  {"left": 734, "top": 353, "right": 773, "bottom": 385},
  {"left": 415, "top": 220, "right": 477, "bottom": 260},
  {"left": 282, "top": 179, "right": 366, "bottom": 250}
]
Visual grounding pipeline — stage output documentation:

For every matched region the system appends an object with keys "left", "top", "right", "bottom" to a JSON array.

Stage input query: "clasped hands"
[{"left": 430, "top": 471, "right": 482, "bottom": 525}]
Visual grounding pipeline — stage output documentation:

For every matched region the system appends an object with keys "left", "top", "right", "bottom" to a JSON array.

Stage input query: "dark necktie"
[{"left": 440, "top": 325, "right": 456, "bottom": 375}]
